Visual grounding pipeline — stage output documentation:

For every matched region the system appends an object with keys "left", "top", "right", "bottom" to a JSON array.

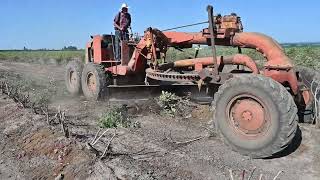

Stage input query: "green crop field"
[
  {"left": 0, "top": 50, "right": 85, "bottom": 64},
  {"left": 0, "top": 46, "right": 319, "bottom": 69}
]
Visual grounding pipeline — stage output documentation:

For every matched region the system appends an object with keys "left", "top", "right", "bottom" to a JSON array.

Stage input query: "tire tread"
[{"left": 213, "top": 74, "right": 298, "bottom": 158}]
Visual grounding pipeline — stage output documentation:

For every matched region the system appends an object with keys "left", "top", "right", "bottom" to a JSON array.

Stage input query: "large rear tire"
[
  {"left": 81, "top": 63, "right": 108, "bottom": 101},
  {"left": 65, "top": 60, "right": 83, "bottom": 96},
  {"left": 213, "top": 75, "right": 298, "bottom": 158}
]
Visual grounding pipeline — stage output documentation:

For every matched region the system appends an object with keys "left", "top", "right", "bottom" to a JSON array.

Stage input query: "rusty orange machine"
[{"left": 65, "top": 5, "right": 319, "bottom": 158}]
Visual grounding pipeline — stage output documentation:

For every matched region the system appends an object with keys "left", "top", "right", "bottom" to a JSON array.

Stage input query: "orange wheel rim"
[{"left": 227, "top": 94, "right": 271, "bottom": 138}]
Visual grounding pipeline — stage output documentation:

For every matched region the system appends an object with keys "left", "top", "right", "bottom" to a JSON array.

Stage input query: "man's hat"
[{"left": 120, "top": 3, "right": 129, "bottom": 10}]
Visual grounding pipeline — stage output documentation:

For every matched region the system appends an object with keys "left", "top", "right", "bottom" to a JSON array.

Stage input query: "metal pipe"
[
  {"left": 207, "top": 5, "right": 218, "bottom": 75},
  {"left": 221, "top": 54, "right": 259, "bottom": 74},
  {"left": 232, "top": 32, "right": 293, "bottom": 68},
  {"left": 159, "top": 54, "right": 259, "bottom": 74},
  {"left": 163, "top": 32, "right": 208, "bottom": 45},
  {"left": 110, "top": 33, "right": 116, "bottom": 60},
  {"left": 162, "top": 31, "right": 294, "bottom": 69}
]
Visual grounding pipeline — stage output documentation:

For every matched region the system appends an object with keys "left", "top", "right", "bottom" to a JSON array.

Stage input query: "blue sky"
[{"left": 0, "top": 0, "right": 319, "bottom": 49}]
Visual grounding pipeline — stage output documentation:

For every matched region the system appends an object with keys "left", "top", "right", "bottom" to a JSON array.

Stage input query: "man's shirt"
[{"left": 114, "top": 12, "right": 131, "bottom": 31}]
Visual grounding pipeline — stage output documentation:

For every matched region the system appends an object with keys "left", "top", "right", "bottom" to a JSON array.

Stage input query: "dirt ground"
[{"left": 0, "top": 61, "right": 319, "bottom": 180}]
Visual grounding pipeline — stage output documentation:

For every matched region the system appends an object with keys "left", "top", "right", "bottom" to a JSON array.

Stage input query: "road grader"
[{"left": 65, "top": 5, "right": 320, "bottom": 158}]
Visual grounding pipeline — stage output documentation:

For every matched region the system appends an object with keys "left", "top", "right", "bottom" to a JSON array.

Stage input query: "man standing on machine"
[{"left": 113, "top": 3, "right": 131, "bottom": 61}]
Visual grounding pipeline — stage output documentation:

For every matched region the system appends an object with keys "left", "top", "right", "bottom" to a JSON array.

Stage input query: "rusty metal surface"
[
  {"left": 159, "top": 54, "right": 259, "bottom": 74},
  {"left": 145, "top": 68, "right": 200, "bottom": 82},
  {"left": 232, "top": 32, "right": 293, "bottom": 68},
  {"left": 231, "top": 99, "right": 265, "bottom": 132},
  {"left": 158, "top": 30, "right": 298, "bottom": 92},
  {"left": 222, "top": 54, "right": 259, "bottom": 74},
  {"left": 106, "top": 65, "right": 130, "bottom": 76},
  {"left": 230, "top": 32, "right": 298, "bottom": 94},
  {"left": 207, "top": 5, "right": 218, "bottom": 75},
  {"left": 227, "top": 94, "right": 270, "bottom": 138},
  {"left": 163, "top": 32, "right": 206, "bottom": 46},
  {"left": 198, "top": 69, "right": 233, "bottom": 84},
  {"left": 263, "top": 68, "right": 298, "bottom": 94},
  {"left": 161, "top": 12, "right": 243, "bottom": 47},
  {"left": 121, "top": 41, "right": 130, "bottom": 65},
  {"left": 91, "top": 35, "right": 104, "bottom": 64},
  {"left": 146, "top": 67, "right": 233, "bottom": 85},
  {"left": 85, "top": 5, "right": 300, "bottom": 95}
]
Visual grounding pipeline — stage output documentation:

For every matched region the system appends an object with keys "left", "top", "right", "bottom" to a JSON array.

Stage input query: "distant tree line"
[
  {"left": 62, "top": 46, "right": 78, "bottom": 51},
  {"left": 20, "top": 46, "right": 80, "bottom": 51},
  {"left": 281, "top": 42, "right": 320, "bottom": 48}
]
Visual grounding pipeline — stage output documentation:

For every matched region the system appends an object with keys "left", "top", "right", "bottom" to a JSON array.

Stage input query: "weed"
[
  {"left": 99, "top": 105, "right": 140, "bottom": 128},
  {"left": 0, "top": 80, "right": 49, "bottom": 114},
  {"left": 156, "top": 91, "right": 180, "bottom": 116},
  {"left": 156, "top": 91, "right": 194, "bottom": 117},
  {"left": 0, "top": 70, "right": 54, "bottom": 114}
]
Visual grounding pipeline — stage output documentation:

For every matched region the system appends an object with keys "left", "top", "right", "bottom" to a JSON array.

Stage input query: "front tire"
[
  {"left": 213, "top": 75, "right": 298, "bottom": 158},
  {"left": 81, "top": 63, "right": 108, "bottom": 100}
]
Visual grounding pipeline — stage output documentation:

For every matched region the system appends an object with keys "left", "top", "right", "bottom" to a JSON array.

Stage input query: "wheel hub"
[
  {"left": 242, "top": 110, "right": 253, "bottom": 121},
  {"left": 230, "top": 97, "right": 267, "bottom": 135},
  {"left": 87, "top": 73, "right": 97, "bottom": 92}
]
